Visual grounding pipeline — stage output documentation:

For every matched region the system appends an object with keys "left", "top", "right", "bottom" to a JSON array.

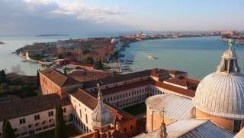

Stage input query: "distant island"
[
  {"left": 35, "top": 34, "right": 68, "bottom": 37},
  {"left": 0, "top": 41, "right": 4, "bottom": 45}
]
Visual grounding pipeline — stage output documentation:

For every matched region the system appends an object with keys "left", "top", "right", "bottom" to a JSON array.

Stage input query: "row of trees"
[{"left": 2, "top": 105, "right": 67, "bottom": 138}]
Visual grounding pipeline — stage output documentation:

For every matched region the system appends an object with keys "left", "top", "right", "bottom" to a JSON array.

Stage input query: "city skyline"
[{"left": 0, "top": 0, "right": 244, "bottom": 35}]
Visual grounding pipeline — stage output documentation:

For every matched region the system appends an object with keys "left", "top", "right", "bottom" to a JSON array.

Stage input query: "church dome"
[{"left": 192, "top": 40, "right": 244, "bottom": 119}]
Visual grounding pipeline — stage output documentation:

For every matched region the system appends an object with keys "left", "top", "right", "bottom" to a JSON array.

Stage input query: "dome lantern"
[{"left": 216, "top": 39, "right": 240, "bottom": 75}]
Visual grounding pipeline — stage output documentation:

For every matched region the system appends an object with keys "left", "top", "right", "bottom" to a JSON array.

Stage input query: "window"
[
  {"left": 130, "top": 125, "right": 133, "bottom": 130},
  {"left": 34, "top": 114, "right": 40, "bottom": 120},
  {"left": 80, "top": 109, "right": 82, "bottom": 118},
  {"left": 233, "top": 120, "right": 242, "bottom": 133},
  {"left": 19, "top": 118, "right": 25, "bottom": 124},
  {"left": 63, "top": 108, "right": 66, "bottom": 113},
  {"left": 85, "top": 114, "right": 88, "bottom": 124},
  {"left": 48, "top": 111, "right": 54, "bottom": 117}
]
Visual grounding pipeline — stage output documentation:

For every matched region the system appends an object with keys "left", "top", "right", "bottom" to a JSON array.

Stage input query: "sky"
[{"left": 0, "top": 0, "right": 244, "bottom": 36}]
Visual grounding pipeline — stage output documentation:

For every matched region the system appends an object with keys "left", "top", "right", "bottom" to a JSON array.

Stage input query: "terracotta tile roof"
[
  {"left": 40, "top": 68, "right": 80, "bottom": 87},
  {"left": 68, "top": 70, "right": 112, "bottom": 83},
  {"left": 91, "top": 80, "right": 150, "bottom": 96},
  {"left": 70, "top": 89, "right": 98, "bottom": 110},
  {"left": 150, "top": 68, "right": 170, "bottom": 77},
  {"left": 90, "top": 78, "right": 195, "bottom": 98},
  {"left": 70, "top": 89, "right": 134, "bottom": 121},
  {"left": 183, "top": 77, "right": 200, "bottom": 84},
  {"left": 152, "top": 80, "right": 195, "bottom": 98},
  {"left": 165, "top": 78, "right": 188, "bottom": 87},
  {"left": 168, "top": 70, "right": 187, "bottom": 75},
  {"left": 82, "top": 68, "right": 189, "bottom": 89},
  {"left": 0, "top": 94, "right": 70, "bottom": 120},
  {"left": 83, "top": 70, "right": 152, "bottom": 88}
]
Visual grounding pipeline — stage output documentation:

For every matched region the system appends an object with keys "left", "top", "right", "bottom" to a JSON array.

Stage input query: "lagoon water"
[
  {"left": 1, "top": 36, "right": 244, "bottom": 79},
  {"left": 0, "top": 33, "right": 118, "bottom": 75},
  {"left": 0, "top": 36, "right": 69, "bottom": 75},
  {"left": 124, "top": 36, "right": 244, "bottom": 79}
]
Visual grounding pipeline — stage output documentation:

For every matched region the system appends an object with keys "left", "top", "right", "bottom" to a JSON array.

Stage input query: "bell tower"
[{"left": 92, "top": 83, "right": 115, "bottom": 138}]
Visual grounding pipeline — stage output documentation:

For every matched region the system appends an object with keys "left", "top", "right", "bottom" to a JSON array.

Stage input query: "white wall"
[
  {"left": 0, "top": 104, "right": 73, "bottom": 138},
  {"left": 70, "top": 95, "right": 94, "bottom": 133}
]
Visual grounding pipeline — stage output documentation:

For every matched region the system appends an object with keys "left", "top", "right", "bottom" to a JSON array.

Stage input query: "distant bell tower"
[{"left": 92, "top": 83, "right": 115, "bottom": 138}]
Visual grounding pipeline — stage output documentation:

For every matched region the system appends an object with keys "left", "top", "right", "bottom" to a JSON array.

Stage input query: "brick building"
[{"left": 0, "top": 65, "right": 201, "bottom": 138}]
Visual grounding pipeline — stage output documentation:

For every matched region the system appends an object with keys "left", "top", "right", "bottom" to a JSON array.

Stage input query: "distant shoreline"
[
  {"left": 35, "top": 34, "right": 68, "bottom": 37},
  {"left": 0, "top": 41, "right": 4, "bottom": 45}
]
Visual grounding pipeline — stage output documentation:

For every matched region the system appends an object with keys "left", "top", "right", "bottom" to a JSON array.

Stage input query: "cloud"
[
  {"left": 23, "top": 0, "right": 126, "bottom": 23},
  {"left": 0, "top": 0, "right": 130, "bottom": 36},
  {"left": 23, "top": 0, "right": 54, "bottom": 5}
]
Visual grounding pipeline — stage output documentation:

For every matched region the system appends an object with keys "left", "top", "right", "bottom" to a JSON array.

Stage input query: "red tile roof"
[
  {"left": 70, "top": 89, "right": 134, "bottom": 121},
  {"left": 165, "top": 78, "right": 188, "bottom": 87},
  {"left": 92, "top": 80, "right": 150, "bottom": 96},
  {"left": 152, "top": 80, "right": 195, "bottom": 98},
  {"left": 40, "top": 68, "right": 80, "bottom": 87},
  {"left": 83, "top": 70, "right": 152, "bottom": 88},
  {"left": 68, "top": 70, "right": 112, "bottom": 83},
  {"left": 0, "top": 94, "right": 69, "bottom": 120}
]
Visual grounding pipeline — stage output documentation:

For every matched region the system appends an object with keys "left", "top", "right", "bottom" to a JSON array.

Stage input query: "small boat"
[{"left": 147, "top": 55, "right": 158, "bottom": 60}]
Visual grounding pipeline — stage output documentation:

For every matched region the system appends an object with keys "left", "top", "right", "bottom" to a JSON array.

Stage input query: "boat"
[{"left": 147, "top": 55, "right": 158, "bottom": 60}]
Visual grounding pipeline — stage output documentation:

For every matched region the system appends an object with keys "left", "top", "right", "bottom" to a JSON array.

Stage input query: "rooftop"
[
  {"left": 40, "top": 68, "right": 80, "bottom": 87},
  {"left": 70, "top": 89, "right": 134, "bottom": 121},
  {"left": 68, "top": 69, "right": 112, "bottom": 83},
  {"left": 0, "top": 94, "right": 69, "bottom": 120},
  {"left": 134, "top": 119, "right": 234, "bottom": 138},
  {"left": 146, "top": 94, "right": 194, "bottom": 120}
]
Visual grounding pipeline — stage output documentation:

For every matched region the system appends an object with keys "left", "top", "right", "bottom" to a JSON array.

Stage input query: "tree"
[
  {"left": 94, "top": 60, "right": 104, "bottom": 70},
  {"left": 0, "top": 70, "right": 7, "bottom": 83},
  {"left": 37, "top": 70, "right": 40, "bottom": 86},
  {"left": 58, "top": 54, "right": 63, "bottom": 59},
  {"left": 2, "top": 119, "right": 16, "bottom": 138},
  {"left": 55, "top": 105, "right": 67, "bottom": 138},
  {"left": 85, "top": 57, "right": 94, "bottom": 65}
]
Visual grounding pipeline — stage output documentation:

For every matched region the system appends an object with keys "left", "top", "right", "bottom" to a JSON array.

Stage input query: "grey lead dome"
[{"left": 192, "top": 40, "right": 244, "bottom": 119}]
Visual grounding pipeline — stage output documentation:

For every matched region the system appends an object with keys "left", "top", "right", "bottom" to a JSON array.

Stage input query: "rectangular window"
[
  {"left": 48, "top": 111, "right": 54, "bottom": 117},
  {"left": 86, "top": 114, "right": 88, "bottom": 124},
  {"left": 80, "top": 109, "right": 82, "bottom": 118},
  {"left": 19, "top": 118, "right": 26, "bottom": 124},
  {"left": 34, "top": 114, "right": 40, "bottom": 120},
  {"left": 63, "top": 108, "right": 66, "bottom": 113},
  {"left": 233, "top": 120, "right": 242, "bottom": 133}
]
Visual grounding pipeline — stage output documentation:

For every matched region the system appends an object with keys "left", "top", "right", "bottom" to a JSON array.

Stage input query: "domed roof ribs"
[{"left": 216, "top": 39, "right": 241, "bottom": 75}]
